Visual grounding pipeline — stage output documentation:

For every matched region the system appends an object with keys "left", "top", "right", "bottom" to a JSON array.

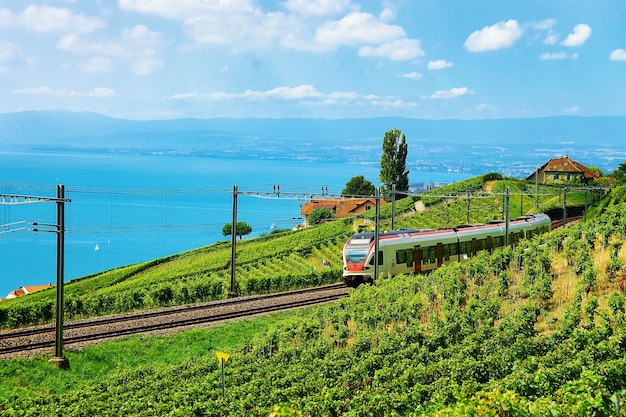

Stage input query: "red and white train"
[{"left": 342, "top": 213, "right": 551, "bottom": 286}]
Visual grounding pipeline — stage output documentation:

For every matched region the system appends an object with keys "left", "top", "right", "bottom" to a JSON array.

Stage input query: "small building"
[
  {"left": 300, "top": 197, "right": 386, "bottom": 227},
  {"left": 526, "top": 156, "right": 600, "bottom": 185},
  {"left": 1, "top": 284, "right": 53, "bottom": 302}
]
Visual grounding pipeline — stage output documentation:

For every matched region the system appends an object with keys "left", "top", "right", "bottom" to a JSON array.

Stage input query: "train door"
[
  {"left": 486, "top": 236, "right": 493, "bottom": 254},
  {"left": 414, "top": 245, "right": 422, "bottom": 273},
  {"left": 436, "top": 243, "right": 444, "bottom": 267},
  {"left": 471, "top": 238, "right": 477, "bottom": 257}
]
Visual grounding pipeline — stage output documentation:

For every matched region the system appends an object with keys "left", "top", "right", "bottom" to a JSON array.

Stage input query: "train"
[{"left": 342, "top": 213, "right": 552, "bottom": 286}]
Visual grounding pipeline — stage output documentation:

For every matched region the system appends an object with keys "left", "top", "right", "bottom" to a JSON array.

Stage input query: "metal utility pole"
[
  {"left": 466, "top": 185, "right": 471, "bottom": 224},
  {"left": 504, "top": 187, "right": 510, "bottom": 246},
  {"left": 373, "top": 188, "right": 380, "bottom": 285},
  {"left": 229, "top": 185, "right": 238, "bottom": 297},
  {"left": 535, "top": 167, "right": 539, "bottom": 208},
  {"left": 583, "top": 185, "right": 588, "bottom": 222},
  {"left": 562, "top": 187, "right": 567, "bottom": 227},
  {"left": 50, "top": 185, "right": 69, "bottom": 369},
  {"left": 391, "top": 184, "right": 396, "bottom": 230},
  {"left": 1, "top": 185, "right": 71, "bottom": 369}
]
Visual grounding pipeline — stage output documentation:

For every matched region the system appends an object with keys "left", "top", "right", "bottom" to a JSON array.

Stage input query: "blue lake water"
[{"left": 0, "top": 151, "right": 469, "bottom": 296}]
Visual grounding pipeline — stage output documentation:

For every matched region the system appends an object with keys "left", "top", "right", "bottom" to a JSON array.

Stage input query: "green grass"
[{"left": 0, "top": 310, "right": 305, "bottom": 399}]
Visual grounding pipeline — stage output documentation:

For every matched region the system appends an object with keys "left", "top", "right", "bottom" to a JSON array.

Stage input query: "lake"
[{"left": 0, "top": 151, "right": 469, "bottom": 297}]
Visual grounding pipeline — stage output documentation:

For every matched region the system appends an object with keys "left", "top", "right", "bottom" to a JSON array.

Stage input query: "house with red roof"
[
  {"left": 526, "top": 156, "right": 600, "bottom": 185},
  {"left": 1, "top": 284, "right": 53, "bottom": 302},
  {"left": 300, "top": 197, "right": 386, "bottom": 227}
]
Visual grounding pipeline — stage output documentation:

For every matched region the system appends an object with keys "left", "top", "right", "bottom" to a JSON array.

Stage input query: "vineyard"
[
  {"left": 1, "top": 184, "right": 626, "bottom": 416},
  {"left": 0, "top": 175, "right": 605, "bottom": 330}
]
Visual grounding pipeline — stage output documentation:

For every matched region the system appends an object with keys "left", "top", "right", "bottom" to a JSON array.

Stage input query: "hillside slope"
[
  {"left": 1, "top": 187, "right": 626, "bottom": 416},
  {"left": 0, "top": 175, "right": 602, "bottom": 329}
]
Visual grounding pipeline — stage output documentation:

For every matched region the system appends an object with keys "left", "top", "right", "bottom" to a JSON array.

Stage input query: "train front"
[{"left": 342, "top": 232, "right": 374, "bottom": 286}]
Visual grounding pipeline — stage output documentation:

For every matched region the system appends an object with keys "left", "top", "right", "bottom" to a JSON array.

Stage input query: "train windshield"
[{"left": 346, "top": 246, "right": 369, "bottom": 264}]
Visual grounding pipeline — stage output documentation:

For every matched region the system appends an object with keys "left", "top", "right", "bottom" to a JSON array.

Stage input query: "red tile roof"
[
  {"left": 301, "top": 198, "right": 385, "bottom": 218},
  {"left": 529, "top": 156, "right": 600, "bottom": 180}
]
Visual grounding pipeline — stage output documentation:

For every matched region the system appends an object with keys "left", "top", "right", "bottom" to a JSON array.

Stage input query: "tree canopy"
[
  {"left": 379, "top": 128, "right": 409, "bottom": 201},
  {"left": 342, "top": 175, "right": 376, "bottom": 197},
  {"left": 308, "top": 208, "right": 335, "bottom": 226},
  {"left": 222, "top": 221, "right": 253, "bottom": 240}
]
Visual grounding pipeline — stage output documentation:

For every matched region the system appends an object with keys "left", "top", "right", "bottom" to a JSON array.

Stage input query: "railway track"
[
  {"left": 0, "top": 283, "right": 349, "bottom": 358},
  {"left": 551, "top": 215, "right": 583, "bottom": 229}
]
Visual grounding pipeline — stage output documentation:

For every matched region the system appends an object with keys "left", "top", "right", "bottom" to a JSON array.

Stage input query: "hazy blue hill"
[
  {"left": 2, "top": 110, "right": 625, "bottom": 144},
  {"left": 1, "top": 111, "right": 625, "bottom": 176}
]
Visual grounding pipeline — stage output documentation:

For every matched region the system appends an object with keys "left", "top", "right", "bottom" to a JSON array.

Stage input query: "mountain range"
[{"left": 1, "top": 111, "right": 625, "bottom": 178}]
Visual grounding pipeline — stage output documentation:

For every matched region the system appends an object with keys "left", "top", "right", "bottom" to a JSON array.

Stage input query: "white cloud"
[
  {"left": 0, "top": 42, "right": 20, "bottom": 62},
  {"left": 563, "top": 106, "right": 580, "bottom": 114},
  {"left": 429, "top": 87, "right": 473, "bottom": 99},
  {"left": 544, "top": 33, "right": 559, "bottom": 45},
  {"left": 19, "top": 5, "right": 105, "bottom": 33},
  {"left": 132, "top": 58, "right": 163, "bottom": 75},
  {"left": 284, "top": 0, "right": 351, "bottom": 16},
  {"left": 531, "top": 19, "right": 556, "bottom": 31},
  {"left": 0, "top": 8, "right": 17, "bottom": 28},
  {"left": 427, "top": 59, "right": 453, "bottom": 70},
  {"left": 122, "top": 25, "right": 163, "bottom": 45},
  {"left": 315, "top": 12, "right": 405, "bottom": 46},
  {"left": 118, "top": 0, "right": 257, "bottom": 20},
  {"left": 55, "top": 25, "right": 165, "bottom": 74},
  {"left": 539, "top": 52, "right": 578, "bottom": 60},
  {"left": 380, "top": 2, "right": 396, "bottom": 22},
  {"left": 80, "top": 57, "right": 113, "bottom": 73},
  {"left": 476, "top": 103, "right": 495, "bottom": 111},
  {"left": 12, "top": 86, "right": 114, "bottom": 98},
  {"left": 169, "top": 84, "right": 417, "bottom": 108},
  {"left": 609, "top": 49, "right": 626, "bottom": 61},
  {"left": 183, "top": 9, "right": 293, "bottom": 51},
  {"left": 464, "top": 19, "right": 522, "bottom": 52},
  {"left": 359, "top": 38, "right": 424, "bottom": 61},
  {"left": 561, "top": 23, "right": 591, "bottom": 47},
  {"left": 402, "top": 72, "right": 423, "bottom": 80},
  {"left": 56, "top": 34, "right": 129, "bottom": 57}
]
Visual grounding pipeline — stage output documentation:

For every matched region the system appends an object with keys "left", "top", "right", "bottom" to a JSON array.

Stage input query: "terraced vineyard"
[{"left": 0, "top": 175, "right": 596, "bottom": 330}]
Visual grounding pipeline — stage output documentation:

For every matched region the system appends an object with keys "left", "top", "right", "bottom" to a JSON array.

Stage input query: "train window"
[
  {"left": 422, "top": 247, "right": 429, "bottom": 263},
  {"left": 443, "top": 244, "right": 450, "bottom": 261},
  {"left": 428, "top": 246, "right": 436, "bottom": 263},
  {"left": 407, "top": 249, "right": 414, "bottom": 267},
  {"left": 449, "top": 242, "right": 458, "bottom": 257},
  {"left": 396, "top": 249, "right": 406, "bottom": 264},
  {"left": 369, "top": 251, "right": 384, "bottom": 265},
  {"left": 346, "top": 247, "right": 369, "bottom": 264},
  {"left": 459, "top": 241, "right": 470, "bottom": 255}
]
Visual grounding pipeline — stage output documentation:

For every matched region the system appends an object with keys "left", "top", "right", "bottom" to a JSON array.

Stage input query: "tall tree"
[
  {"left": 342, "top": 175, "right": 376, "bottom": 197},
  {"left": 378, "top": 128, "right": 409, "bottom": 200},
  {"left": 222, "top": 221, "right": 253, "bottom": 240}
]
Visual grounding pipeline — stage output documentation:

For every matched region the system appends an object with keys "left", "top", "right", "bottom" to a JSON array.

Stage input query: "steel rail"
[{"left": 0, "top": 283, "right": 348, "bottom": 357}]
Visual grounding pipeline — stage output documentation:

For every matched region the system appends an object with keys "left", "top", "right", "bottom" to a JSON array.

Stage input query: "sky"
[{"left": 0, "top": 0, "right": 625, "bottom": 120}]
